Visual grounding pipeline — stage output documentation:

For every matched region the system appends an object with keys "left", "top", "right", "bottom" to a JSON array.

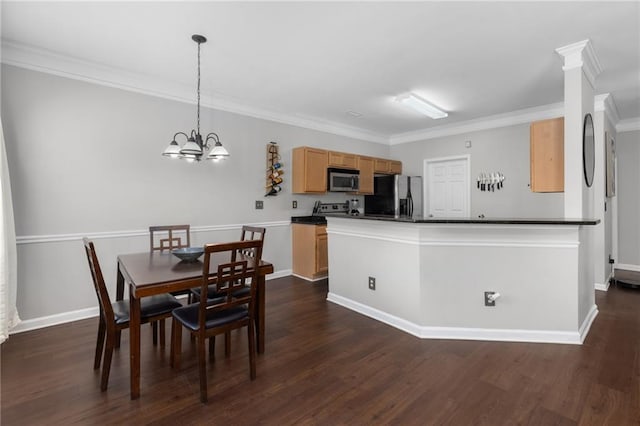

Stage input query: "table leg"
[
  {"left": 116, "top": 261, "right": 125, "bottom": 301},
  {"left": 115, "top": 262, "right": 125, "bottom": 347},
  {"left": 129, "top": 283, "right": 141, "bottom": 399},
  {"left": 256, "top": 275, "right": 265, "bottom": 354}
]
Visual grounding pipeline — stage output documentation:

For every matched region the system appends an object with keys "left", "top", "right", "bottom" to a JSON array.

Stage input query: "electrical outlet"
[
  {"left": 255, "top": 200, "right": 263, "bottom": 210},
  {"left": 368, "top": 276, "right": 376, "bottom": 290},
  {"left": 292, "top": 200, "right": 298, "bottom": 209},
  {"left": 609, "top": 255, "right": 615, "bottom": 264},
  {"left": 484, "top": 291, "right": 496, "bottom": 307}
]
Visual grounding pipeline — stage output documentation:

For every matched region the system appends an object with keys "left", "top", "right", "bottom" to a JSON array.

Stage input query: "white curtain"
[{"left": 0, "top": 118, "right": 20, "bottom": 344}]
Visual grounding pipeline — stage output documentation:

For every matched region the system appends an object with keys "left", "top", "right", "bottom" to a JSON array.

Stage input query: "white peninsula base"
[{"left": 326, "top": 216, "right": 598, "bottom": 344}]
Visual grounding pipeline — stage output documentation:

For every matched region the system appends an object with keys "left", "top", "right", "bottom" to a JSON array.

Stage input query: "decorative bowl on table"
[{"left": 171, "top": 247, "right": 204, "bottom": 262}]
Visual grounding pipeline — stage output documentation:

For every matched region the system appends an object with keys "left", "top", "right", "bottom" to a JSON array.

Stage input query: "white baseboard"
[
  {"left": 616, "top": 263, "right": 640, "bottom": 272},
  {"left": 327, "top": 292, "right": 591, "bottom": 345},
  {"left": 9, "top": 269, "right": 293, "bottom": 335},
  {"left": 10, "top": 306, "right": 99, "bottom": 334},
  {"left": 292, "top": 273, "right": 328, "bottom": 282},
  {"left": 578, "top": 304, "right": 599, "bottom": 344},
  {"left": 595, "top": 270, "right": 615, "bottom": 291}
]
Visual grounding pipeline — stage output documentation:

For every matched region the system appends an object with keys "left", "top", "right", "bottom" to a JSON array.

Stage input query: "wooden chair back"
[
  {"left": 240, "top": 225, "right": 266, "bottom": 259},
  {"left": 198, "top": 240, "right": 264, "bottom": 328},
  {"left": 83, "top": 238, "right": 115, "bottom": 325},
  {"left": 149, "top": 225, "right": 191, "bottom": 251}
]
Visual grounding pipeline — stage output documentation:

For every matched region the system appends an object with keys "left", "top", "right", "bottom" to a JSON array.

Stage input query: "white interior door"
[{"left": 424, "top": 156, "right": 470, "bottom": 217}]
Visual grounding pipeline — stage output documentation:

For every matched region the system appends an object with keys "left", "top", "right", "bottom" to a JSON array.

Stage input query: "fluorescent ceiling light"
[{"left": 396, "top": 93, "right": 448, "bottom": 119}]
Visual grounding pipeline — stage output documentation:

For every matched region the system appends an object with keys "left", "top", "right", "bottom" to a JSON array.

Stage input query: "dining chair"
[
  {"left": 150, "top": 224, "right": 193, "bottom": 300},
  {"left": 149, "top": 224, "right": 191, "bottom": 252},
  {"left": 189, "top": 226, "right": 266, "bottom": 355},
  {"left": 190, "top": 226, "right": 265, "bottom": 301},
  {"left": 170, "top": 239, "right": 264, "bottom": 403},
  {"left": 83, "top": 238, "right": 182, "bottom": 391}
]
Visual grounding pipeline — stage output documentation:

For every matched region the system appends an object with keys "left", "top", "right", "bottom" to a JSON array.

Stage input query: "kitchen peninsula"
[{"left": 326, "top": 215, "right": 599, "bottom": 344}]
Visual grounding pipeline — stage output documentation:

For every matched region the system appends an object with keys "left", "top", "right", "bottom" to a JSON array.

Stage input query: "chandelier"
[{"left": 162, "top": 34, "right": 229, "bottom": 162}]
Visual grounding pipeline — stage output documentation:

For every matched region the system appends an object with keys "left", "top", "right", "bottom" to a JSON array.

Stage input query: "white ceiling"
[{"left": 2, "top": 1, "right": 639, "bottom": 143}]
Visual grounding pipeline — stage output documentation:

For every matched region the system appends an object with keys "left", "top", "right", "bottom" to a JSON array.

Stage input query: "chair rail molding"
[{"left": 16, "top": 221, "right": 291, "bottom": 245}]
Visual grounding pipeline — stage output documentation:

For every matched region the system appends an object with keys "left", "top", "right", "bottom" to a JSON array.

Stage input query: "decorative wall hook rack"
[
  {"left": 265, "top": 142, "right": 283, "bottom": 196},
  {"left": 477, "top": 172, "right": 505, "bottom": 192}
]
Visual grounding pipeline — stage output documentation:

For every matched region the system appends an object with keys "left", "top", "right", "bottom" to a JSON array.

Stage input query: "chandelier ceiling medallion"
[{"left": 162, "top": 34, "right": 229, "bottom": 162}]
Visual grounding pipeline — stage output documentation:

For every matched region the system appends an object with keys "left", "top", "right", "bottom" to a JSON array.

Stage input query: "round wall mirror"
[{"left": 583, "top": 113, "right": 595, "bottom": 187}]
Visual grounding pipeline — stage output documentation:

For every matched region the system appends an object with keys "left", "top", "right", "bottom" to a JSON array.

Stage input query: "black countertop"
[
  {"left": 291, "top": 215, "right": 328, "bottom": 225},
  {"left": 321, "top": 214, "right": 600, "bottom": 226}
]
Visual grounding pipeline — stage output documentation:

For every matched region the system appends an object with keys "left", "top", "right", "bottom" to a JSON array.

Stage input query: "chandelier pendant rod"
[{"left": 196, "top": 37, "right": 201, "bottom": 140}]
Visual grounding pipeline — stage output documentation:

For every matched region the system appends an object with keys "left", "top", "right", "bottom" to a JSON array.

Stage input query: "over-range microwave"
[{"left": 328, "top": 168, "right": 359, "bottom": 192}]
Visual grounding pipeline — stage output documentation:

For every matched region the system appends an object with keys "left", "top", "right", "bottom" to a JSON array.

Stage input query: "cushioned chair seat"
[
  {"left": 112, "top": 294, "right": 183, "bottom": 325},
  {"left": 172, "top": 304, "right": 249, "bottom": 332}
]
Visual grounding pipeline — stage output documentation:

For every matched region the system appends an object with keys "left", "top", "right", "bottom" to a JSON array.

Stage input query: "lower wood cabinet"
[{"left": 292, "top": 223, "right": 328, "bottom": 281}]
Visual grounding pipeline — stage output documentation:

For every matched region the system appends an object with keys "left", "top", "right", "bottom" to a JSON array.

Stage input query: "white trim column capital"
[{"left": 556, "top": 39, "right": 603, "bottom": 89}]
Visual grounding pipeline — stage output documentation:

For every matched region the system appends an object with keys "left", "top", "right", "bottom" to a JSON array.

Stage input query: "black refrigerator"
[{"left": 364, "top": 175, "right": 423, "bottom": 218}]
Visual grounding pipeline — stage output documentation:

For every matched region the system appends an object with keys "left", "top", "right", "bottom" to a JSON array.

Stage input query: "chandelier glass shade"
[{"left": 163, "top": 34, "right": 229, "bottom": 162}]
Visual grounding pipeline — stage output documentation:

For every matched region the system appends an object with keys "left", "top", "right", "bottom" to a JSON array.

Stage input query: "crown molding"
[
  {"left": 616, "top": 117, "right": 640, "bottom": 133},
  {"left": 1, "top": 40, "right": 388, "bottom": 145},
  {"left": 555, "top": 39, "right": 603, "bottom": 89},
  {"left": 389, "top": 102, "right": 565, "bottom": 145},
  {"left": 594, "top": 93, "right": 621, "bottom": 127},
  {"left": 4, "top": 40, "right": 631, "bottom": 145}
]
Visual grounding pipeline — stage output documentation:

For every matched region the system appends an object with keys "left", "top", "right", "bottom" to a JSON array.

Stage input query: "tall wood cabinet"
[
  {"left": 292, "top": 147, "right": 328, "bottom": 193},
  {"left": 292, "top": 224, "right": 328, "bottom": 281},
  {"left": 530, "top": 117, "right": 564, "bottom": 192},
  {"left": 357, "top": 156, "right": 375, "bottom": 194}
]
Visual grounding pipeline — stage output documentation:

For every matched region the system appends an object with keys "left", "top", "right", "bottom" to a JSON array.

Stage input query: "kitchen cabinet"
[
  {"left": 292, "top": 223, "right": 328, "bottom": 280},
  {"left": 293, "top": 146, "right": 402, "bottom": 194},
  {"left": 357, "top": 156, "right": 374, "bottom": 194},
  {"left": 530, "top": 117, "right": 564, "bottom": 192},
  {"left": 374, "top": 158, "right": 403, "bottom": 174},
  {"left": 328, "top": 151, "right": 357, "bottom": 169},
  {"left": 389, "top": 160, "right": 403, "bottom": 174},
  {"left": 292, "top": 147, "right": 328, "bottom": 193}
]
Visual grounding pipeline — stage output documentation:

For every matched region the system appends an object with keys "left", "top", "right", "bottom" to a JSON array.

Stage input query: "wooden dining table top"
[{"left": 117, "top": 251, "right": 273, "bottom": 296}]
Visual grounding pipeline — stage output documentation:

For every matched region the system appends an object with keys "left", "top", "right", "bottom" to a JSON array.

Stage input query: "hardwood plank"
[{"left": 2, "top": 277, "right": 640, "bottom": 424}]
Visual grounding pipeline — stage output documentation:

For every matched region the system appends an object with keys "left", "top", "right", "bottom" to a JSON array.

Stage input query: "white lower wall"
[{"left": 327, "top": 217, "right": 597, "bottom": 344}]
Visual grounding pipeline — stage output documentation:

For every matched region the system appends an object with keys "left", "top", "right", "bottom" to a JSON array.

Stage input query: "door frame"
[{"left": 423, "top": 155, "right": 471, "bottom": 217}]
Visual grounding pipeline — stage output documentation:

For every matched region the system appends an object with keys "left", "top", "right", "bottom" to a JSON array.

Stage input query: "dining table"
[{"left": 116, "top": 250, "right": 274, "bottom": 400}]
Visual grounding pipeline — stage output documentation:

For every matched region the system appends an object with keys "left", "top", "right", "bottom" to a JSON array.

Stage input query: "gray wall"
[
  {"left": 1, "top": 64, "right": 389, "bottom": 322},
  {"left": 390, "top": 124, "right": 564, "bottom": 218},
  {"left": 617, "top": 129, "right": 640, "bottom": 266}
]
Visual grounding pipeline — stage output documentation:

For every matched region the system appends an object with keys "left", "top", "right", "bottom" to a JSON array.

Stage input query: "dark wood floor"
[{"left": 2, "top": 276, "right": 639, "bottom": 425}]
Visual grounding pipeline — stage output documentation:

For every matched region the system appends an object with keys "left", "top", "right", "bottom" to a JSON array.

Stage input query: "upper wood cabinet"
[
  {"left": 292, "top": 146, "right": 402, "bottom": 194},
  {"left": 389, "top": 160, "right": 403, "bottom": 174},
  {"left": 374, "top": 158, "right": 403, "bottom": 175},
  {"left": 530, "top": 117, "right": 564, "bottom": 193},
  {"left": 356, "top": 156, "right": 375, "bottom": 194},
  {"left": 292, "top": 147, "right": 328, "bottom": 193},
  {"left": 328, "top": 151, "right": 357, "bottom": 169}
]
